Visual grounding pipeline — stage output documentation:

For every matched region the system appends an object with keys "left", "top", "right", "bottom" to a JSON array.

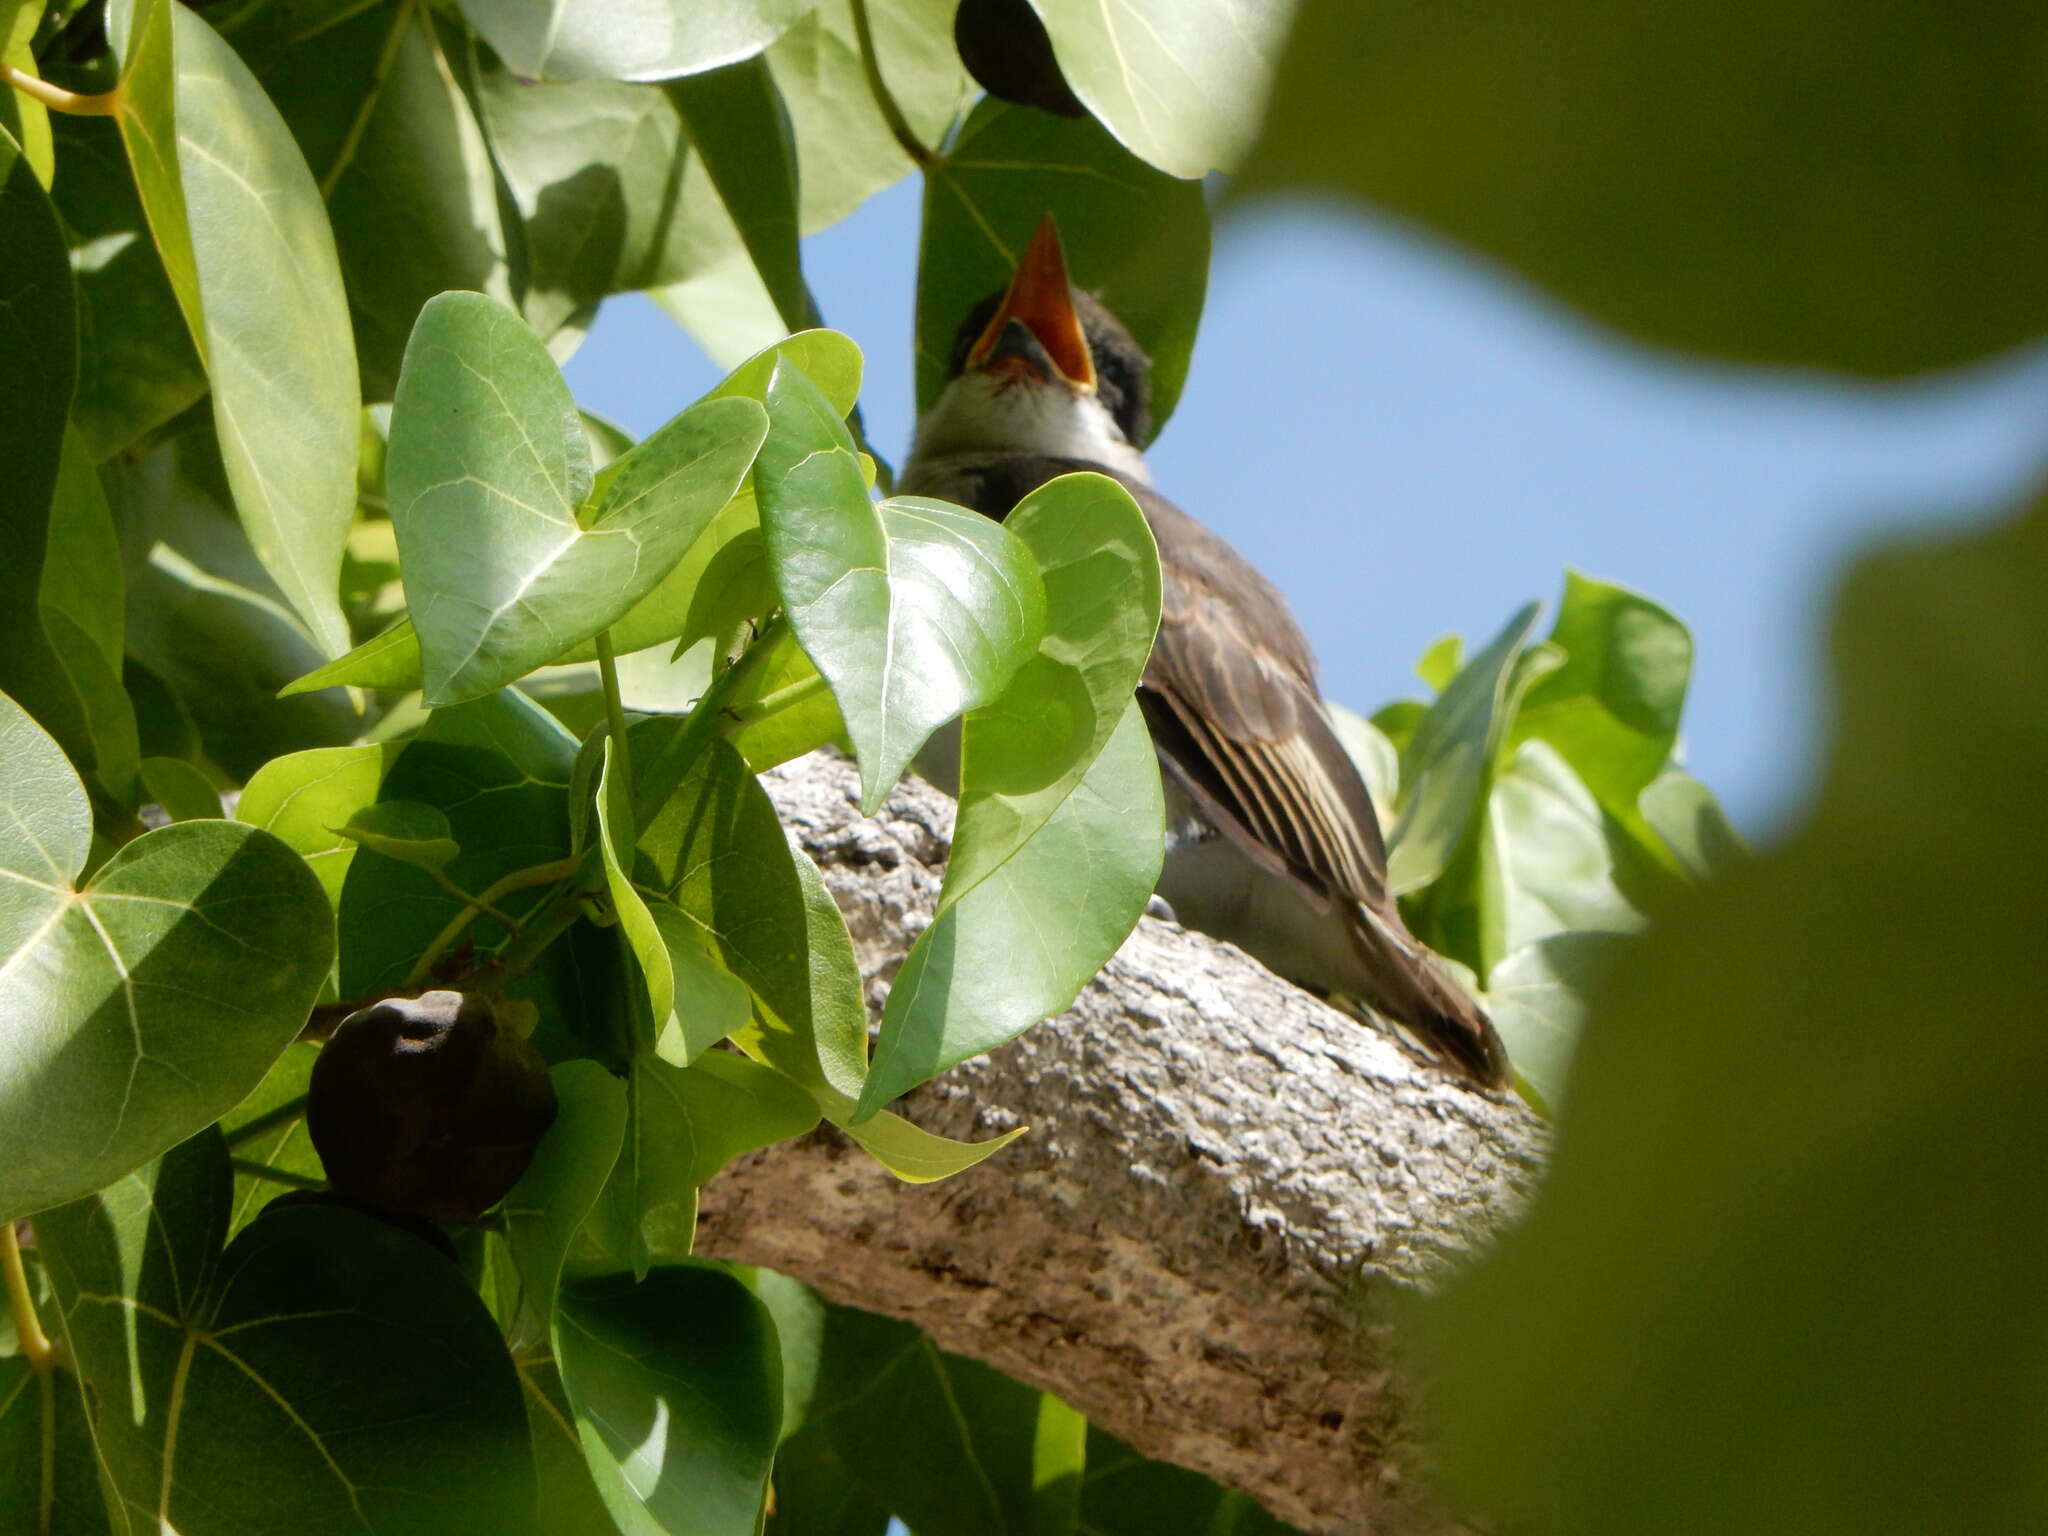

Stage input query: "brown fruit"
[
  {"left": 307, "top": 990, "right": 557, "bottom": 1223},
  {"left": 954, "top": 0, "right": 1086, "bottom": 118}
]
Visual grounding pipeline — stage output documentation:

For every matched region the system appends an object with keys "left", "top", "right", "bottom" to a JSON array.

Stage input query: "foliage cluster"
[{"left": 5, "top": 0, "right": 2045, "bottom": 1534}]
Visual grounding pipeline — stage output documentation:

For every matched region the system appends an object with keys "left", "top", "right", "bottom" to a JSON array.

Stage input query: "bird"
[{"left": 899, "top": 216, "right": 1512, "bottom": 1090}]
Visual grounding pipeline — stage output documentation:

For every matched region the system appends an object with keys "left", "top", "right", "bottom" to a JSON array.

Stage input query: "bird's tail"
[{"left": 1340, "top": 903, "right": 1513, "bottom": 1090}]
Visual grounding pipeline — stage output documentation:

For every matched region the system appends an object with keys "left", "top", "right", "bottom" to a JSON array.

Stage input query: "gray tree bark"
[{"left": 694, "top": 753, "right": 1549, "bottom": 1535}]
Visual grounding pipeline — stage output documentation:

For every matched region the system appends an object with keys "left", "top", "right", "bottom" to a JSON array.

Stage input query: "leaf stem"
[
  {"left": 848, "top": 0, "right": 936, "bottom": 168},
  {"left": 0, "top": 61, "right": 119, "bottom": 116},
  {"left": 224, "top": 1093, "right": 309, "bottom": 1148},
  {"left": 722, "top": 668, "right": 828, "bottom": 727},
  {"left": 594, "top": 628, "right": 635, "bottom": 806},
  {"left": 2, "top": 1223, "right": 58, "bottom": 1374},
  {"left": 426, "top": 867, "right": 519, "bottom": 929},
  {"left": 229, "top": 1158, "right": 325, "bottom": 1192},
  {"left": 402, "top": 854, "right": 586, "bottom": 990}
]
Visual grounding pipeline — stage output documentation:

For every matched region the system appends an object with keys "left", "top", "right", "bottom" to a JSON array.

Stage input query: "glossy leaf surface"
[
  {"left": 388, "top": 291, "right": 766, "bottom": 704},
  {"left": 1029, "top": 0, "right": 1297, "bottom": 176},
  {"left": 556, "top": 1265, "right": 783, "bottom": 1535},
  {"left": 0, "top": 692, "right": 331, "bottom": 1220},
  {"left": 755, "top": 359, "right": 1046, "bottom": 812},
  {"left": 37, "top": 1133, "right": 537, "bottom": 1534}
]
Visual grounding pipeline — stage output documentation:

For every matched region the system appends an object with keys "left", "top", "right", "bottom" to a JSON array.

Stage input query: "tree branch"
[{"left": 695, "top": 753, "right": 1549, "bottom": 1535}]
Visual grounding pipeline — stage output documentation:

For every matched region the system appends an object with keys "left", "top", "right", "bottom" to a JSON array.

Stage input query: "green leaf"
[
  {"left": 0, "top": 122, "right": 97, "bottom": 789},
  {"left": 1510, "top": 572, "right": 1694, "bottom": 867},
  {"left": 240, "top": 0, "right": 516, "bottom": 398},
  {"left": 1027, "top": 0, "right": 1298, "bottom": 177},
  {"left": 803, "top": 1302, "right": 1045, "bottom": 1536},
  {"left": 465, "top": 56, "right": 689, "bottom": 339},
  {"left": 236, "top": 742, "right": 402, "bottom": 905},
  {"left": 945, "top": 472, "right": 1161, "bottom": 894},
  {"left": 1412, "top": 500, "right": 2048, "bottom": 1536},
  {"left": 139, "top": 755, "right": 221, "bottom": 821},
  {"left": 0, "top": 2, "right": 51, "bottom": 186},
  {"left": 765, "top": 0, "right": 971, "bottom": 234},
  {"left": 461, "top": 0, "right": 814, "bottom": 82},
  {"left": 595, "top": 736, "right": 752, "bottom": 1065},
  {"left": 278, "top": 616, "right": 424, "bottom": 696},
  {"left": 641, "top": 1051, "right": 818, "bottom": 1193},
  {"left": 338, "top": 798, "right": 462, "bottom": 870},
  {"left": 117, "top": 1, "right": 361, "bottom": 656},
  {"left": 1481, "top": 931, "right": 1624, "bottom": 1114},
  {"left": 555, "top": 1265, "right": 782, "bottom": 1536},
  {"left": 0, "top": 1348, "right": 104, "bottom": 1536},
  {"left": 712, "top": 328, "right": 864, "bottom": 417},
  {"left": 667, "top": 54, "right": 811, "bottom": 334},
  {"left": 1384, "top": 601, "right": 1543, "bottom": 895},
  {"left": 632, "top": 726, "right": 868, "bottom": 1104},
  {"left": 521, "top": 1358, "right": 624, "bottom": 1536},
  {"left": 1240, "top": 0, "right": 2048, "bottom": 375},
  {"left": 505, "top": 1059, "right": 628, "bottom": 1326},
  {"left": 1415, "top": 632, "right": 1464, "bottom": 693},
  {"left": 841, "top": 1110, "right": 1027, "bottom": 1183},
  {"left": 755, "top": 359, "right": 1047, "bottom": 812},
  {"left": 765, "top": 1426, "right": 893, "bottom": 1535},
  {"left": 1638, "top": 767, "right": 1747, "bottom": 881},
  {"left": 218, "top": 1040, "right": 321, "bottom": 1235},
  {"left": 389, "top": 291, "right": 767, "bottom": 705},
  {"left": 1079, "top": 1426, "right": 1305, "bottom": 1536},
  {"left": 47, "top": 112, "right": 206, "bottom": 461},
  {"left": 858, "top": 698, "right": 1162, "bottom": 1118},
  {"left": 125, "top": 538, "right": 359, "bottom": 780},
  {"left": 918, "top": 100, "right": 1211, "bottom": 440},
  {"left": 1422, "top": 737, "right": 1647, "bottom": 985},
  {"left": 338, "top": 689, "right": 577, "bottom": 999},
  {"left": 0, "top": 690, "right": 333, "bottom": 1220},
  {"left": 42, "top": 431, "right": 139, "bottom": 805},
  {"left": 38, "top": 1133, "right": 539, "bottom": 1535},
  {"left": 724, "top": 623, "right": 846, "bottom": 774},
  {"left": 554, "top": 330, "right": 865, "bottom": 666}
]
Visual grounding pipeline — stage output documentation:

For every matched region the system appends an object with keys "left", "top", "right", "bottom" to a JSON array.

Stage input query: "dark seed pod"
[
  {"left": 307, "top": 990, "right": 557, "bottom": 1224},
  {"left": 954, "top": 0, "right": 1086, "bottom": 118}
]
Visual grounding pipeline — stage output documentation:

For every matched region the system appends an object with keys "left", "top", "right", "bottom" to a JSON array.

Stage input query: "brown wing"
[
  {"left": 1130, "top": 484, "right": 1397, "bottom": 920},
  {"left": 1132, "top": 485, "right": 1511, "bottom": 1089}
]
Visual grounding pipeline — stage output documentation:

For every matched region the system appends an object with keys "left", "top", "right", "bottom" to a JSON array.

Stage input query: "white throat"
[{"left": 902, "top": 372, "right": 1153, "bottom": 488}]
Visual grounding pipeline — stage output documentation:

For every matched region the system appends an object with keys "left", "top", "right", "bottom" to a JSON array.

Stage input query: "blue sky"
[{"left": 565, "top": 177, "right": 2048, "bottom": 837}]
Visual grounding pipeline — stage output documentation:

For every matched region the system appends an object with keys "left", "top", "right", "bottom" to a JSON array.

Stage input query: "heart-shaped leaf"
[
  {"left": 36, "top": 1131, "right": 538, "bottom": 1534},
  {"left": 1510, "top": 573, "right": 1694, "bottom": 869},
  {"left": 1027, "top": 0, "right": 1299, "bottom": 177},
  {"left": 555, "top": 1264, "right": 783, "bottom": 1536},
  {"left": 0, "top": 690, "right": 332, "bottom": 1220},
  {"left": 389, "top": 291, "right": 767, "bottom": 706},
  {"left": 858, "top": 698, "right": 1162, "bottom": 1118},
  {"left": 754, "top": 358, "right": 1046, "bottom": 813}
]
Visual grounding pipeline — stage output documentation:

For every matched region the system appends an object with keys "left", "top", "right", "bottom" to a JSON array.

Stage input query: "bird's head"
[{"left": 909, "top": 216, "right": 1153, "bottom": 479}]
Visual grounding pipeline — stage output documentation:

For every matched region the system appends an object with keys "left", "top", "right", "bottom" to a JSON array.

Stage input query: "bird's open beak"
[{"left": 966, "top": 216, "right": 1097, "bottom": 393}]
